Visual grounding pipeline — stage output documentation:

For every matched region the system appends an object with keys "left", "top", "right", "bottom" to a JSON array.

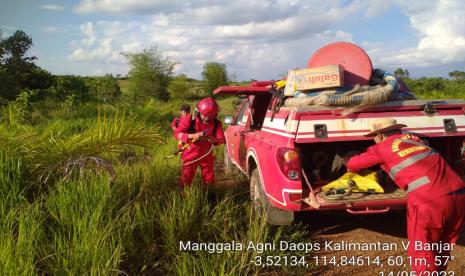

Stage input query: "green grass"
[
  {"left": 3, "top": 76, "right": 465, "bottom": 274},
  {"left": 9, "top": 74, "right": 465, "bottom": 274},
  {"left": 42, "top": 177, "right": 126, "bottom": 275},
  {"left": 0, "top": 94, "right": 313, "bottom": 275}
]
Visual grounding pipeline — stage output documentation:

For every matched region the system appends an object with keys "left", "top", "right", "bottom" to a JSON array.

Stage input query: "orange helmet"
[{"left": 197, "top": 97, "right": 219, "bottom": 118}]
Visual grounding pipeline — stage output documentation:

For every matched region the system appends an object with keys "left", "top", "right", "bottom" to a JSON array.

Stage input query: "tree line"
[
  {"left": 0, "top": 29, "right": 230, "bottom": 106},
  {"left": 2, "top": 29, "right": 465, "bottom": 107},
  {"left": 392, "top": 67, "right": 465, "bottom": 98},
  {"left": 0, "top": 30, "right": 123, "bottom": 105}
]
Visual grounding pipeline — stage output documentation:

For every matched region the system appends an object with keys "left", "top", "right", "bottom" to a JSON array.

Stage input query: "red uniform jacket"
[
  {"left": 347, "top": 133, "right": 465, "bottom": 205},
  {"left": 171, "top": 115, "right": 190, "bottom": 131},
  {"left": 174, "top": 116, "right": 226, "bottom": 162}
]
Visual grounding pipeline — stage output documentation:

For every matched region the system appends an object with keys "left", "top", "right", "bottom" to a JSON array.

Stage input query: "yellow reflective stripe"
[{"left": 398, "top": 146, "right": 427, "bottom": 157}]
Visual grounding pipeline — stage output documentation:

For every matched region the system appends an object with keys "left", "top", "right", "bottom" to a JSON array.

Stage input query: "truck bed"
[{"left": 294, "top": 99, "right": 465, "bottom": 210}]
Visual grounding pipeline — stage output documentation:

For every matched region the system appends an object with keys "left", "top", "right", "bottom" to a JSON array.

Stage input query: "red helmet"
[{"left": 197, "top": 97, "right": 219, "bottom": 118}]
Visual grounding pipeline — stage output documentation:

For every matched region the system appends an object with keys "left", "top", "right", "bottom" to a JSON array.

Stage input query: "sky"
[{"left": 1, "top": 0, "right": 465, "bottom": 81}]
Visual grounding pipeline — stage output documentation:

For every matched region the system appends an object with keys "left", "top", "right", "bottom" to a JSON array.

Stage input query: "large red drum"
[{"left": 307, "top": 42, "right": 373, "bottom": 86}]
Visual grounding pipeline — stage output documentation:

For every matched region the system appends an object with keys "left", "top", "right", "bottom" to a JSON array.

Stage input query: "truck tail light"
[
  {"left": 277, "top": 147, "right": 301, "bottom": 180},
  {"left": 288, "top": 192, "right": 302, "bottom": 203}
]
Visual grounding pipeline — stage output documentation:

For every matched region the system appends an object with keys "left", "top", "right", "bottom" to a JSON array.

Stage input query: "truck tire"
[
  {"left": 250, "top": 169, "right": 294, "bottom": 225},
  {"left": 250, "top": 169, "right": 269, "bottom": 218},
  {"left": 224, "top": 146, "right": 233, "bottom": 174}
]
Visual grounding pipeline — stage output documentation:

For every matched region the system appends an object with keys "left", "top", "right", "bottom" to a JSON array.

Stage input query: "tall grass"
[
  {"left": 0, "top": 150, "right": 43, "bottom": 275},
  {"left": 4, "top": 78, "right": 465, "bottom": 274},
  {"left": 0, "top": 203, "right": 44, "bottom": 275},
  {"left": 0, "top": 96, "right": 314, "bottom": 275},
  {"left": 42, "top": 177, "right": 127, "bottom": 275}
]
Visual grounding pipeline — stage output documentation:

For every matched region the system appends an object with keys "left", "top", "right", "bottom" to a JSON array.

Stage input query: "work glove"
[{"left": 189, "top": 132, "right": 204, "bottom": 140}]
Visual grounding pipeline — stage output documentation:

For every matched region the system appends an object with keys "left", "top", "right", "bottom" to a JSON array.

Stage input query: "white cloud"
[
  {"left": 92, "top": 68, "right": 106, "bottom": 75},
  {"left": 68, "top": 21, "right": 142, "bottom": 64},
  {"left": 73, "top": 0, "right": 183, "bottom": 14},
  {"left": 168, "top": 0, "right": 294, "bottom": 25},
  {"left": 371, "top": 0, "right": 465, "bottom": 69},
  {"left": 80, "top": 22, "right": 96, "bottom": 46},
  {"left": 362, "top": 0, "right": 392, "bottom": 17},
  {"left": 96, "top": 21, "right": 138, "bottom": 36},
  {"left": 121, "top": 41, "right": 142, "bottom": 53},
  {"left": 42, "top": 4, "right": 65, "bottom": 11},
  {"left": 67, "top": 1, "right": 424, "bottom": 79},
  {"left": 68, "top": 48, "right": 92, "bottom": 61},
  {"left": 211, "top": 13, "right": 338, "bottom": 42}
]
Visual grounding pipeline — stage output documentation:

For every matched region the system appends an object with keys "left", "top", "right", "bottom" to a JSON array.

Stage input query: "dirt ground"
[{"left": 296, "top": 211, "right": 465, "bottom": 276}]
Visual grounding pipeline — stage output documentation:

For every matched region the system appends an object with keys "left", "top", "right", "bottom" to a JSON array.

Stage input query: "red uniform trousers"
[
  {"left": 180, "top": 152, "right": 215, "bottom": 188},
  {"left": 175, "top": 116, "right": 224, "bottom": 188},
  {"left": 407, "top": 192, "right": 465, "bottom": 273}
]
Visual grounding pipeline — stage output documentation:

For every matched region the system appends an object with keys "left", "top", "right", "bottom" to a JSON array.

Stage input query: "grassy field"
[
  {"left": 0, "top": 90, "right": 312, "bottom": 275},
  {"left": 3, "top": 77, "right": 463, "bottom": 274}
]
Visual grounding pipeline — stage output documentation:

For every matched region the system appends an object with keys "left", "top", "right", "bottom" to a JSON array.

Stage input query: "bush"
[
  {"left": 168, "top": 74, "right": 191, "bottom": 100},
  {"left": 48, "top": 75, "right": 90, "bottom": 102},
  {"left": 202, "top": 62, "right": 229, "bottom": 95},
  {"left": 85, "top": 75, "right": 121, "bottom": 102},
  {"left": 124, "top": 47, "right": 177, "bottom": 102}
]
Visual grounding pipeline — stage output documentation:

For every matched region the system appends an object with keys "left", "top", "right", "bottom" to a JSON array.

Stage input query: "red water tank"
[{"left": 307, "top": 42, "right": 372, "bottom": 86}]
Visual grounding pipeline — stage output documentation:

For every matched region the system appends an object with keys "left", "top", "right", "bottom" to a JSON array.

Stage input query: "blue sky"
[{"left": 1, "top": 0, "right": 465, "bottom": 81}]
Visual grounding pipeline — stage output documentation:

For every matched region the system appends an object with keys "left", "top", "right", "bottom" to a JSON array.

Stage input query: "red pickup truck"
[{"left": 215, "top": 82, "right": 465, "bottom": 225}]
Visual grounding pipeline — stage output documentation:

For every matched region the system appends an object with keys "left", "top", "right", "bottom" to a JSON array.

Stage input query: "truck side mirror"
[{"left": 224, "top": 115, "right": 234, "bottom": 125}]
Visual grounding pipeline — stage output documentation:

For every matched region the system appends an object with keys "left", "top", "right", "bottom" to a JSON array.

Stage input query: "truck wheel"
[
  {"left": 224, "top": 146, "right": 233, "bottom": 174},
  {"left": 250, "top": 169, "right": 269, "bottom": 218},
  {"left": 250, "top": 169, "right": 294, "bottom": 225}
]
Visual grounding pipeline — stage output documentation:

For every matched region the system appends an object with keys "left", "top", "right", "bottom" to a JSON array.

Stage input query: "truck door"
[
  {"left": 213, "top": 82, "right": 273, "bottom": 170},
  {"left": 228, "top": 99, "right": 250, "bottom": 167}
]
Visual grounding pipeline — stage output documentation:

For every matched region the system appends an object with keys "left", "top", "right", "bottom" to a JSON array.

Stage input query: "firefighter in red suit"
[
  {"left": 171, "top": 104, "right": 191, "bottom": 131},
  {"left": 346, "top": 118, "right": 465, "bottom": 273},
  {"left": 174, "top": 97, "right": 225, "bottom": 188}
]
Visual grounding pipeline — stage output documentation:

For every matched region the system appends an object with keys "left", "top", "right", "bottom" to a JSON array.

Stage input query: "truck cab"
[{"left": 215, "top": 81, "right": 465, "bottom": 225}]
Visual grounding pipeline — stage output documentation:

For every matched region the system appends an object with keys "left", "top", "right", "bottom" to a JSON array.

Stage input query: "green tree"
[
  {"left": 0, "top": 30, "right": 4, "bottom": 59},
  {"left": 0, "top": 29, "right": 52, "bottom": 101},
  {"left": 410, "top": 77, "right": 446, "bottom": 94},
  {"left": 0, "top": 30, "right": 35, "bottom": 65},
  {"left": 201, "top": 62, "right": 228, "bottom": 94},
  {"left": 394, "top": 68, "right": 406, "bottom": 78},
  {"left": 86, "top": 75, "right": 121, "bottom": 102},
  {"left": 123, "top": 47, "right": 177, "bottom": 101},
  {"left": 49, "top": 75, "right": 90, "bottom": 102},
  {"left": 448, "top": 70, "right": 465, "bottom": 80},
  {"left": 167, "top": 74, "right": 191, "bottom": 100},
  {"left": 423, "top": 77, "right": 446, "bottom": 91}
]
